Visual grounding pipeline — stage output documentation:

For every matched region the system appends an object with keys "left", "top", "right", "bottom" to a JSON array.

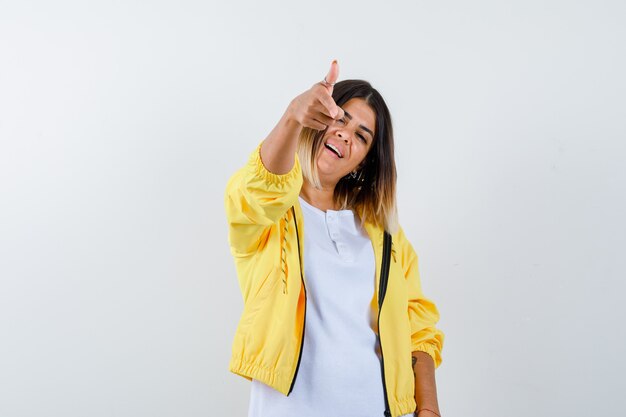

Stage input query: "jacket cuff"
[
  {"left": 412, "top": 342, "right": 443, "bottom": 369},
  {"left": 248, "top": 141, "right": 302, "bottom": 186}
]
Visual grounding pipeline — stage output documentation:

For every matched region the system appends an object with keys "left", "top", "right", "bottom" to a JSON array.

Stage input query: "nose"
[{"left": 337, "top": 130, "right": 350, "bottom": 144}]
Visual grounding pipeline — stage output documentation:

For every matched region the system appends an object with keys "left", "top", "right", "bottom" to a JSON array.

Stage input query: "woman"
[{"left": 224, "top": 60, "right": 444, "bottom": 417}]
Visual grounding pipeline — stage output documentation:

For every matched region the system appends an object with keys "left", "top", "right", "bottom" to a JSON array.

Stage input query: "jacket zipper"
[
  {"left": 288, "top": 206, "right": 306, "bottom": 395},
  {"left": 377, "top": 231, "right": 393, "bottom": 417}
]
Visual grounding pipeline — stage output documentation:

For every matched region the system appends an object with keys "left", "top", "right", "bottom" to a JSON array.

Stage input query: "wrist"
[
  {"left": 275, "top": 108, "right": 302, "bottom": 141},
  {"left": 283, "top": 102, "right": 302, "bottom": 129},
  {"left": 416, "top": 408, "right": 441, "bottom": 417}
]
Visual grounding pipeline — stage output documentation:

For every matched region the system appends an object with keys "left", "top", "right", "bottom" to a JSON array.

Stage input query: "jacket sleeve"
[
  {"left": 397, "top": 226, "right": 445, "bottom": 368},
  {"left": 224, "top": 140, "right": 303, "bottom": 256}
]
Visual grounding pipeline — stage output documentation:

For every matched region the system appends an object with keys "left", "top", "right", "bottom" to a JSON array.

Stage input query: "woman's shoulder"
[
  {"left": 390, "top": 223, "right": 418, "bottom": 257},
  {"left": 363, "top": 219, "right": 415, "bottom": 252}
]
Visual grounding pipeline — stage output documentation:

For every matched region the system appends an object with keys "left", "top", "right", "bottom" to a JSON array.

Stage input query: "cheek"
[{"left": 354, "top": 143, "right": 369, "bottom": 159}]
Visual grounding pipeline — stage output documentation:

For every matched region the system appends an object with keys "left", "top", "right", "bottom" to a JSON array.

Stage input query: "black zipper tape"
[
  {"left": 378, "top": 231, "right": 392, "bottom": 417},
  {"left": 288, "top": 206, "right": 306, "bottom": 395}
]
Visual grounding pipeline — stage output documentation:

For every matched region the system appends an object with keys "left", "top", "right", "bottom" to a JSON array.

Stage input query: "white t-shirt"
[{"left": 248, "top": 196, "right": 413, "bottom": 417}]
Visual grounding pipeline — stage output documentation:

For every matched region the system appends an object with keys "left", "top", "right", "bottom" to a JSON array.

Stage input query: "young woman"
[{"left": 224, "top": 60, "right": 444, "bottom": 417}]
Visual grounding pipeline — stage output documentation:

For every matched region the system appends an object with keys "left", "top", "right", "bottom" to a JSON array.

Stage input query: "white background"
[{"left": 1, "top": 1, "right": 624, "bottom": 416}]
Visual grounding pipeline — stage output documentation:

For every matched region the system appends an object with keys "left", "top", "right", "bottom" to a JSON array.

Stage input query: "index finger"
[{"left": 317, "top": 91, "right": 341, "bottom": 119}]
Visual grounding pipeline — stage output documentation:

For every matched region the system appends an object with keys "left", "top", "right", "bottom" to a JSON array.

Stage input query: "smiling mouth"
[{"left": 324, "top": 143, "right": 343, "bottom": 158}]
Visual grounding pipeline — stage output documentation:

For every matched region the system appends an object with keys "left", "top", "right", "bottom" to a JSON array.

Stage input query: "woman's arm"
[
  {"left": 396, "top": 225, "right": 444, "bottom": 415},
  {"left": 412, "top": 351, "right": 441, "bottom": 416},
  {"left": 223, "top": 61, "right": 344, "bottom": 256},
  {"left": 259, "top": 111, "right": 303, "bottom": 175}
]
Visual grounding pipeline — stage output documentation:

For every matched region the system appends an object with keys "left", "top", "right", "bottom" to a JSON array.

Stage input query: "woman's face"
[{"left": 316, "top": 97, "right": 376, "bottom": 188}]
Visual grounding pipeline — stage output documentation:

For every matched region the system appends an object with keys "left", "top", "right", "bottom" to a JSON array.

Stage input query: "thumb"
[{"left": 323, "top": 59, "right": 339, "bottom": 93}]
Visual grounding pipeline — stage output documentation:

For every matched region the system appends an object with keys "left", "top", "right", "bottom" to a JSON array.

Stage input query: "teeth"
[{"left": 325, "top": 143, "right": 342, "bottom": 158}]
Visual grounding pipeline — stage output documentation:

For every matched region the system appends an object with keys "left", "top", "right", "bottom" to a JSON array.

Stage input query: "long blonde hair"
[{"left": 296, "top": 80, "right": 399, "bottom": 234}]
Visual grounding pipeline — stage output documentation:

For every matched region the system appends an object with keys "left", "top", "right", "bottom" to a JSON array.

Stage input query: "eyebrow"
[{"left": 343, "top": 110, "right": 374, "bottom": 138}]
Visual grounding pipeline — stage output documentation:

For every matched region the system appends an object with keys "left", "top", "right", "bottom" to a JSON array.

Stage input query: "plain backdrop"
[{"left": 1, "top": 1, "right": 625, "bottom": 416}]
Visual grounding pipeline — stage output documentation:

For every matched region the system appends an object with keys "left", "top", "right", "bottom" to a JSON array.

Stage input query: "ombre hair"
[{"left": 296, "top": 79, "right": 398, "bottom": 234}]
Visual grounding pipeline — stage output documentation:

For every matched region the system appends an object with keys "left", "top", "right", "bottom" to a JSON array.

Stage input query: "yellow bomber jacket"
[{"left": 224, "top": 141, "right": 445, "bottom": 417}]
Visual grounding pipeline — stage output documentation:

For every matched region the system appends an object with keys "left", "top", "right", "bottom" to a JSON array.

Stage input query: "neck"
[{"left": 299, "top": 178, "right": 338, "bottom": 212}]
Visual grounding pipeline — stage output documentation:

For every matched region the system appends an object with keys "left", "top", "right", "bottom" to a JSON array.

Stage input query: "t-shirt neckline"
[{"left": 298, "top": 195, "right": 354, "bottom": 217}]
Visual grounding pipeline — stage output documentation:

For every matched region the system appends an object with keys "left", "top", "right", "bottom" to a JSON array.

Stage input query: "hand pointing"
[{"left": 287, "top": 60, "right": 345, "bottom": 131}]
